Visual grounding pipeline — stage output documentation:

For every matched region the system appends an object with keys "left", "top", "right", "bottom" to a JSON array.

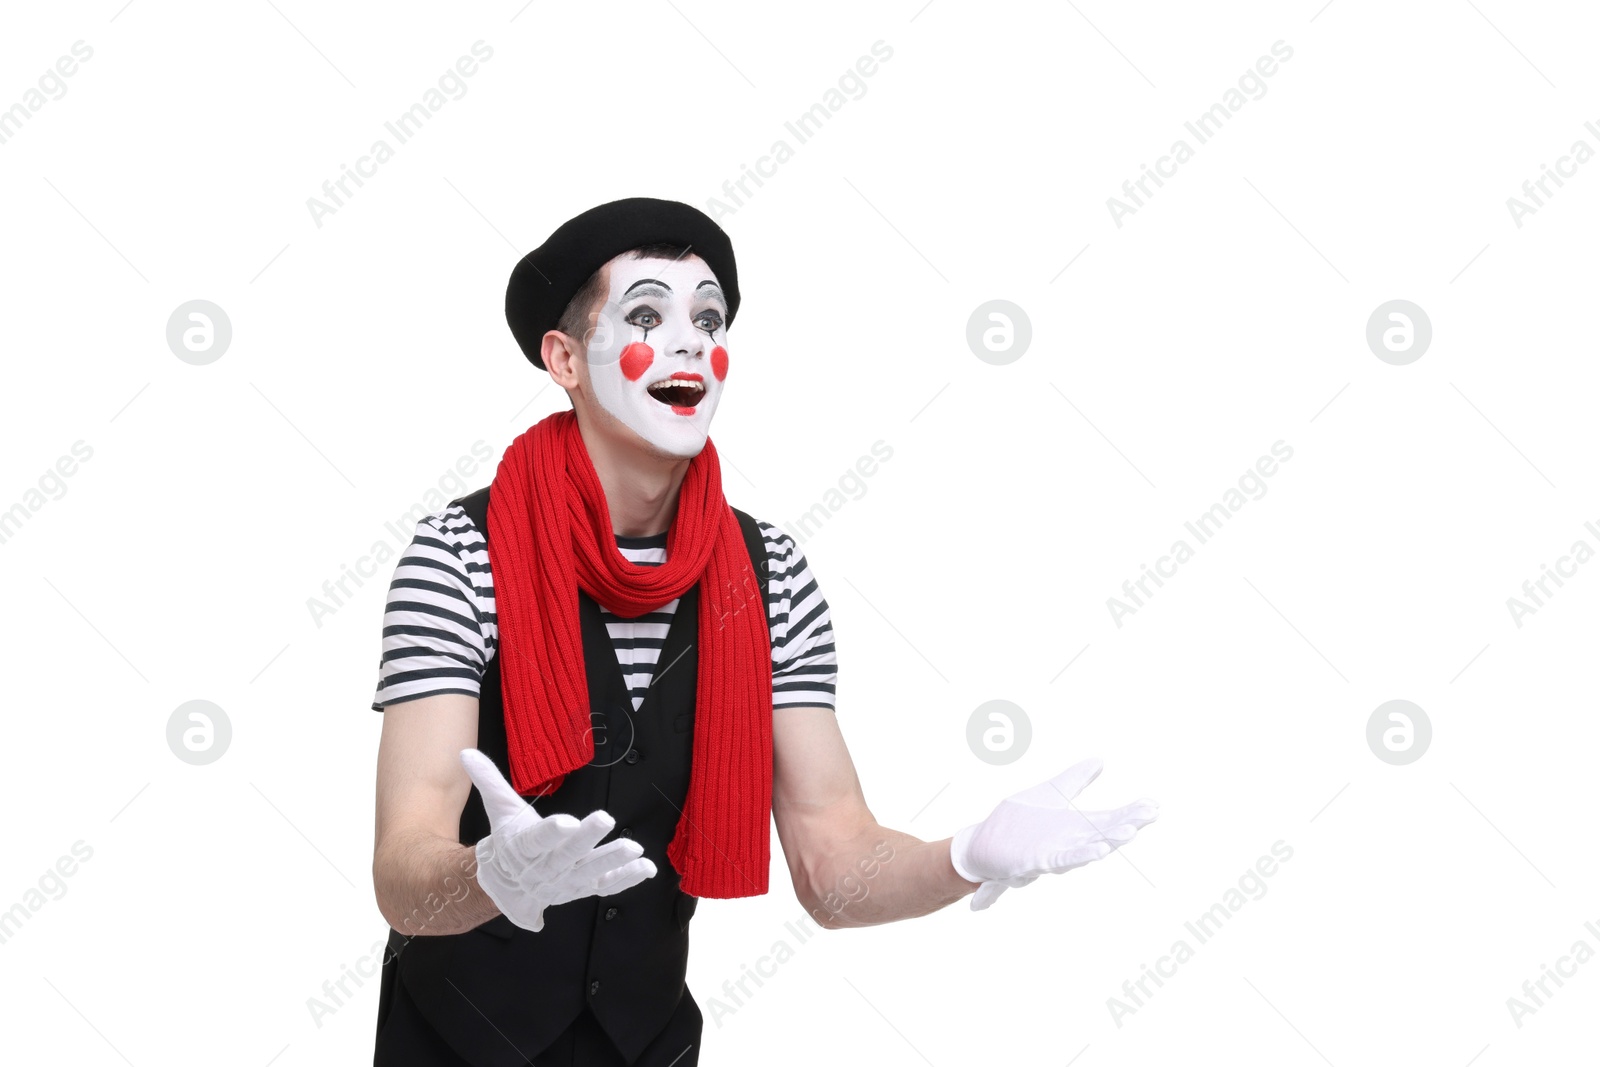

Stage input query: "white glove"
[
  {"left": 460, "top": 748, "right": 657, "bottom": 932},
  {"left": 949, "top": 758, "right": 1157, "bottom": 911}
]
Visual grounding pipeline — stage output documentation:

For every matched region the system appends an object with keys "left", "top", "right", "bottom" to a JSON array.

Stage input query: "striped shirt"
[{"left": 371, "top": 503, "right": 838, "bottom": 713}]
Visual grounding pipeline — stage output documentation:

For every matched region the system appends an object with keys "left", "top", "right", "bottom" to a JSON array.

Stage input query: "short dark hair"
[{"left": 554, "top": 242, "right": 696, "bottom": 347}]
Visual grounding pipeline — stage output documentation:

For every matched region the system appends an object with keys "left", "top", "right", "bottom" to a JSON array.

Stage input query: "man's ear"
[{"left": 542, "top": 330, "right": 583, "bottom": 391}]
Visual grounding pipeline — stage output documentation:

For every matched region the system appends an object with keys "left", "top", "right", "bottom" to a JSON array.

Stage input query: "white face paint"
[{"left": 582, "top": 253, "right": 730, "bottom": 459}]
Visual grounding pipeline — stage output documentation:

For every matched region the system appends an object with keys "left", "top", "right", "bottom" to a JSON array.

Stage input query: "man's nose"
[{"left": 665, "top": 320, "right": 707, "bottom": 359}]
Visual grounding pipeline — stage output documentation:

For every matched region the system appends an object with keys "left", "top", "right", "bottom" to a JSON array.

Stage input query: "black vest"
[{"left": 380, "top": 485, "right": 770, "bottom": 1067}]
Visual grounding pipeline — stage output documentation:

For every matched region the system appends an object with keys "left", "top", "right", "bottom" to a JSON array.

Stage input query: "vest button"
[
  {"left": 619, "top": 827, "right": 632, "bottom": 839},
  {"left": 605, "top": 907, "right": 618, "bottom": 920},
  {"left": 624, "top": 749, "right": 640, "bottom": 764},
  {"left": 589, "top": 979, "right": 601, "bottom": 996}
]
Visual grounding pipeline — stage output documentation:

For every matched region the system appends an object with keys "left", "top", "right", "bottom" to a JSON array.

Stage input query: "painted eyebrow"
[
  {"left": 621, "top": 278, "right": 727, "bottom": 309},
  {"left": 622, "top": 279, "right": 670, "bottom": 299},
  {"left": 694, "top": 281, "right": 727, "bottom": 309}
]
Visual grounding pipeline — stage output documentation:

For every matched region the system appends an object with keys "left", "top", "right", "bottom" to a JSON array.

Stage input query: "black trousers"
[{"left": 373, "top": 968, "right": 702, "bottom": 1067}]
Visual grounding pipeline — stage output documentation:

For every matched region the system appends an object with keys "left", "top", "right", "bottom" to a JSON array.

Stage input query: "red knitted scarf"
[{"left": 484, "top": 409, "right": 772, "bottom": 898}]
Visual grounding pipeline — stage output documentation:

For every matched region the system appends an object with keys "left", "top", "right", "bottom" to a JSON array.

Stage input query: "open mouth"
[{"left": 647, "top": 375, "right": 706, "bottom": 410}]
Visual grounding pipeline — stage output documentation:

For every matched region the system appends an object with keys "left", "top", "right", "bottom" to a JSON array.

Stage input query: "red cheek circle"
[
  {"left": 619, "top": 343, "right": 654, "bottom": 382},
  {"left": 711, "top": 346, "right": 729, "bottom": 381}
]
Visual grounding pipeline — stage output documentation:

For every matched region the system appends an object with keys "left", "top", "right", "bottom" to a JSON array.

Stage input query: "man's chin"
[
  {"left": 638, "top": 402, "right": 715, "bottom": 459},
  {"left": 586, "top": 396, "right": 712, "bottom": 461},
  {"left": 641, "top": 430, "right": 708, "bottom": 461},
  {"left": 619, "top": 415, "right": 708, "bottom": 462}
]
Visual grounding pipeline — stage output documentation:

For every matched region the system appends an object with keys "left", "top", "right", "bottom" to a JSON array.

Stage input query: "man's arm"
[
  {"left": 372, "top": 692, "right": 502, "bottom": 936},
  {"left": 771, "top": 706, "right": 979, "bottom": 929}
]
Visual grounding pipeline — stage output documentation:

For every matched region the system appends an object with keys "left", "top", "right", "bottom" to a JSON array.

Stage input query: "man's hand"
[
  {"left": 460, "top": 748, "right": 657, "bottom": 932},
  {"left": 949, "top": 758, "right": 1157, "bottom": 911}
]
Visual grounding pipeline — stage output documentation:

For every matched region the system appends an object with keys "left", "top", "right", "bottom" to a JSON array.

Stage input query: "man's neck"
[{"left": 577, "top": 414, "right": 691, "bottom": 538}]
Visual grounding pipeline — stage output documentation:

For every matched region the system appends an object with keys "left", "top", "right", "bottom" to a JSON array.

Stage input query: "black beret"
[{"left": 505, "top": 197, "right": 741, "bottom": 371}]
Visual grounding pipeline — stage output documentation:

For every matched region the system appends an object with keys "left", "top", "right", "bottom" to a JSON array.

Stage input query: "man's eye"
[
  {"left": 696, "top": 311, "right": 723, "bottom": 332},
  {"left": 627, "top": 308, "right": 660, "bottom": 329}
]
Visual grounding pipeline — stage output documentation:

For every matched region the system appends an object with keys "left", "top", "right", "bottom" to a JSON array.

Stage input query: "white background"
[{"left": 2, "top": 1, "right": 1597, "bottom": 1064}]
